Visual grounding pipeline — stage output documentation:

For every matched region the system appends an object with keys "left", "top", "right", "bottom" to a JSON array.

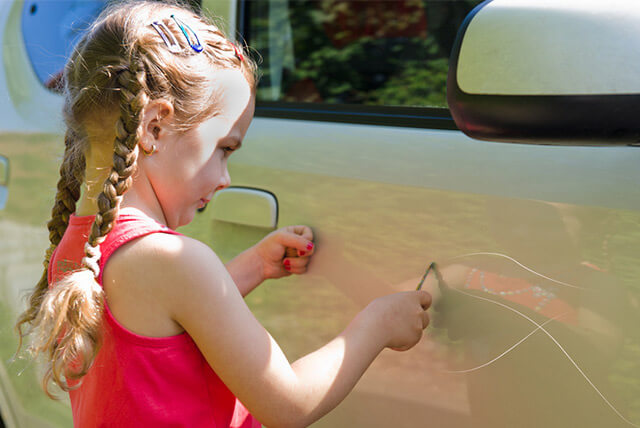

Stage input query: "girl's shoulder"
[
  {"left": 107, "top": 230, "right": 215, "bottom": 269},
  {"left": 102, "top": 225, "right": 228, "bottom": 338}
]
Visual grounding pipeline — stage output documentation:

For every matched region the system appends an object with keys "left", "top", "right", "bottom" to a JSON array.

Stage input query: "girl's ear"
[{"left": 141, "top": 99, "right": 175, "bottom": 142}]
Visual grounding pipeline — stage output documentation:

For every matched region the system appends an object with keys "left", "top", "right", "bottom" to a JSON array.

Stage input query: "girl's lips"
[{"left": 197, "top": 198, "right": 210, "bottom": 210}]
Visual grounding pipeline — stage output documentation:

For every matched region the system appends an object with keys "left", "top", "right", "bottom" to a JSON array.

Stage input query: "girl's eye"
[{"left": 223, "top": 147, "right": 235, "bottom": 154}]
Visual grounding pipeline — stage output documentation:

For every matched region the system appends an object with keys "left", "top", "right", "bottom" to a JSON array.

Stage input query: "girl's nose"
[{"left": 216, "top": 166, "right": 231, "bottom": 191}]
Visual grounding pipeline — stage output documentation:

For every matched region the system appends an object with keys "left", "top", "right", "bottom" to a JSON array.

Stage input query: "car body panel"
[{"left": 188, "top": 117, "right": 640, "bottom": 427}]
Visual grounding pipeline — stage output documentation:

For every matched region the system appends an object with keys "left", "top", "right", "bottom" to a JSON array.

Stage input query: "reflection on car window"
[
  {"left": 246, "top": 0, "right": 482, "bottom": 108},
  {"left": 21, "top": 0, "right": 107, "bottom": 92}
]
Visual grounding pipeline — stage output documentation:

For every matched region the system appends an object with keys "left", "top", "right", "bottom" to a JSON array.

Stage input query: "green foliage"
[
  {"left": 250, "top": 0, "right": 482, "bottom": 107},
  {"left": 367, "top": 57, "right": 449, "bottom": 107},
  {"left": 284, "top": 35, "right": 447, "bottom": 106}
]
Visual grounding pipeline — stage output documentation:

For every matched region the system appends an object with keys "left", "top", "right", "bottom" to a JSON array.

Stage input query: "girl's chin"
[
  {"left": 174, "top": 200, "right": 207, "bottom": 229},
  {"left": 171, "top": 210, "right": 196, "bottom": 230}
]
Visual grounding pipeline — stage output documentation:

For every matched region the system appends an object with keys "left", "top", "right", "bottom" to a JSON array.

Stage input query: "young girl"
[{"left": 16, "top": 1, "right": 432, "bottom": 426}]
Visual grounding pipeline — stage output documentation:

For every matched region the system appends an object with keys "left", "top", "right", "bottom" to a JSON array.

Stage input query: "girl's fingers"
[
  {"left": 287, "top": 225, "right": 314, "bottom": 242},
  {"left": 279, "top": 232, "right": 314, "bottom": 258},
  {"left": 421, "top": 310, "right": 430, "bottom": 329},
  {"left": 282, "top": 256, "right": 310, "bottom": 274},
  {"left": 296, "top": 242, "right": 314, "bottom": 257},
  {"left": 418, "top": 290, "right": 432, "bottom": 310}
]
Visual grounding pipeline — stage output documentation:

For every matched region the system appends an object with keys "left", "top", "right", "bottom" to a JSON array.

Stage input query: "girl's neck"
[
  {"left": 78, "top": 133, "right": 169, "bottom": 226},
  {"left": 76, "top": 167, "right": 168, "bottom": 228},
  {"left": 76, "top": 195, "right": 97, "bottom": 217},
  {"left": 76, "top": 185, "right": 168, "bottom": 227},
  {"left": 76, "top": 162, "right": 108, "bottom": 216}
]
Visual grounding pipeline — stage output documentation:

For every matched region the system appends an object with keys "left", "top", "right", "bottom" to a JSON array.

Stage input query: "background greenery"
[{"left": 249, "top": 0, "right": 481, "bottom": 107}]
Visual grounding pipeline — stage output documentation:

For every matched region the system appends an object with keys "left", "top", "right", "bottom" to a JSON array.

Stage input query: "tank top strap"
[
  {"left": 47, "top": 245, "right": 60, "bottom": 286},
  {"left": 96, "top": 208, "right": 182, "bottom": 286}
]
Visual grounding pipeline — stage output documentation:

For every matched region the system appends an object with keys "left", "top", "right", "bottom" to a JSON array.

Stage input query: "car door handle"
[
  {"left": 210, "top": 187, "right": 278, "bottom": 229},
  {"left": 0, "top": 155, "right": 9, "bottom": 211}
]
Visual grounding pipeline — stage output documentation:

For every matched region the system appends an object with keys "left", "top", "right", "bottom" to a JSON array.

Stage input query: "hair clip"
[
  {"left": 231, "top": 43, "right": 244, "bottom": 62},
  {"left": 150, "top": 21, "right": 182, "bottom": 53},
  {"left": 170, "top": 14, "right": 203, "bottom": 53}
]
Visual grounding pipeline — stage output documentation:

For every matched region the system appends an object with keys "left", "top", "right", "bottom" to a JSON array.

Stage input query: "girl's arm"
[
  {"left": 225, "top": 248, "right": 264, "bottom": 296},
  {"left": 145, "top": 233, "right": 430, "bottom": 428}
]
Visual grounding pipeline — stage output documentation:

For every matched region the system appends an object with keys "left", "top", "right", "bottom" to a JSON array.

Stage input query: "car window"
[
  {"left": 20, "top": 0, "right": 202, "bottom": 93},
  {"left": 21, "top": 0, "right": 107, "bottom": 92},
  {"left": 244, "top": 0, "right": 483, "bottom": 108}
]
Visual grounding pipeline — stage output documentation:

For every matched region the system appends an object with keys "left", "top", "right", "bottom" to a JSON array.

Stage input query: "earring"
[{"left": 141, "top": 144, "right": 157, "bottom": 156}]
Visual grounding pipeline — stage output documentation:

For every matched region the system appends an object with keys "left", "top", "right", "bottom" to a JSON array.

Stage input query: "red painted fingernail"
[
  {"left": 299, "top": 251, "right": 306, "bottom": 256},
  {"left": 306, "top": 242, "right": 314, "bottom": 250},
  {"left": 284, "top": 259, "right": 291, "bottom": 270}
]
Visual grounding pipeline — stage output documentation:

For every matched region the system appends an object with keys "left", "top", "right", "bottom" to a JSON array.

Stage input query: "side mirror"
[
  {"left": 210, "top": 187, "right": 278, "bottom": 229},
  {"left": 447, "top": 0, "right": 640, "bottom": 146},
  {"left": 0, "top": 155, "right": 9, "bottom": 210}
]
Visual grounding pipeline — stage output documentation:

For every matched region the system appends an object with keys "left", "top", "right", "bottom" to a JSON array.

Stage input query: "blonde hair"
[{"left": 15, "top": 0, "right": 257, "bottom": 397}]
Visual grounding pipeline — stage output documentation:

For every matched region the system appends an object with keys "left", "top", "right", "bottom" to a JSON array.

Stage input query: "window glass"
[
  {"left": 21, "top": 0, "right": 107, "bottom": 92},
  {"left": 246, "top": 0, "right": 483, "bottom": 108},
  {"left": 0, "top": 155, "right": 8, "bottom": 186}
]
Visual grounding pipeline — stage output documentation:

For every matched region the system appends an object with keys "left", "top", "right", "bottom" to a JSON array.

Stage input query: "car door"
[{"left": 186, "top": 1, "right": 640, "bottom": 427}]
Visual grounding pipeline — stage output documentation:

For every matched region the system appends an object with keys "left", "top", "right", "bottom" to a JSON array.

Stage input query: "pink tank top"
[{"left": 48, "top": 208, "right": 261, "bottom": 428}]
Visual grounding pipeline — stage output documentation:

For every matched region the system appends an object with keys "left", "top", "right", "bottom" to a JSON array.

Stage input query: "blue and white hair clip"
[
  {"left": 150, "top": 15, "right": 204, "bottom": 54},
  {"left": 150, "top": 21, "right": 182, "bottom": 53},
  {"left": 170, "top": 14, "right": 203, "bottom": 53}
]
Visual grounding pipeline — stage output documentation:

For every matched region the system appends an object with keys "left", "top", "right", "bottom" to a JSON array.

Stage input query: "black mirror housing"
[{"left": 447, "top": 0, "right": 640, "bottom": 146}]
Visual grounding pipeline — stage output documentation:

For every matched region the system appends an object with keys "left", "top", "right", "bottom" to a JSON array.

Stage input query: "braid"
[
  {"left": 18, "top": 61, "right": 149, "bottom": 396},
  {"left": 15, "top": 129, "right": 83, "bottom": 341},
  {"left": 83, "top": 60, "right": 148, "bottom": 277},
  {"left": 49, "top": 132, "right": 82, "bottom": 246}
]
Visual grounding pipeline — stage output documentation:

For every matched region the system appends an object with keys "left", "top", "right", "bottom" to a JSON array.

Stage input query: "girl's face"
[{"left": 138, "top": 69, "right": 255, "bottom": 229}]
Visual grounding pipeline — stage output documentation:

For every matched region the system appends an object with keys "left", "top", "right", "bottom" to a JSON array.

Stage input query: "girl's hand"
[
  {"left": 254, "top": 225, "right": 314, "bottom": 280},
  {"left": 365, "top": 290, "right": 432, "bottom": 351}
]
